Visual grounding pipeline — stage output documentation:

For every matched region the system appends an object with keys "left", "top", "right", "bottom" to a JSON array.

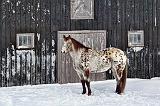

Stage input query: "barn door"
[{"left": 58, "top": 30, "right": 106, "bottom": 84}]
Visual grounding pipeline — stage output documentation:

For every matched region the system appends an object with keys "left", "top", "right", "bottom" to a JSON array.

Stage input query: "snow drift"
[{"left": 0, "top": 78, "right": 160, "bottom": 106}]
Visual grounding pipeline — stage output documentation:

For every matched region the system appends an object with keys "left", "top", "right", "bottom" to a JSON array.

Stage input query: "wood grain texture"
[{"left": 0, "top": 0, "right": 160, "bottom": 86}]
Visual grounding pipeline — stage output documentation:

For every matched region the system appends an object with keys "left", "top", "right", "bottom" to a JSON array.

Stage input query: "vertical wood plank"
[
  {"left": 0, "top": 0, "right": 2, "bottom": 86},
  {"left": 1, "top": 0, "right": 160, "bottom": 86}
]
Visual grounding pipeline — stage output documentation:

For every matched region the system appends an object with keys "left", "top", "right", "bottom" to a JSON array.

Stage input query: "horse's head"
[{"left": 61, "top": 35, "right": 73, "bottom": 53}]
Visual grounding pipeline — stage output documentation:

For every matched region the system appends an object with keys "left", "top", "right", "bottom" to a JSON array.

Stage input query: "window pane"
[
  {"left": 134, "top": 34, "right": 137, "bottom": 44},
  {"left": 19, "top": 36, "right": 23, "bottom": 46},
  {"left": 28, "top": 36, "right": 32, "bottom": 45},
  {"left": 23, "top": 36, "right": 27, "bottom": 45},
  {"left": 137, "top": 34, "right": 141, "bottom": 43},
  {"left": 130, "top": 34, "right": 134, "bottom": 44}
]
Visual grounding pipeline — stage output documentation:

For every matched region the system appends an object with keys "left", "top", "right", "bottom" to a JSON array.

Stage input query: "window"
[
  {"left": 71, "top": 0, "right": 94, "bottom": 19},
  {"left": 16, "top": 33, "right": 34, "bottom": 49},
  {"left": 128, "top": 30, "right": 144, "bottom": 47}
]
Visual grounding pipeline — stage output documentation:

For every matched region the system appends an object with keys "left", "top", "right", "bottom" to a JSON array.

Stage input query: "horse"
[{"left": 61, "top": 35, "right": 128, "bottom": 95}]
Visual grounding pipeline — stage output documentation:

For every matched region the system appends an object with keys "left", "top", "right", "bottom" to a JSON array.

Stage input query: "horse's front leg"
[
  {"left": 81, "top": 80, "right": 86, "bottom": 94},
  {"left": 81, "top": 78, "right": 91, "bottom": 96},
  {"left": 77, "top": 70, "right": 92, "bottom": 96},
  {"left": 77, "top": 72, "right": 86, "bottom": 94},
  {"left": 86, "top": 80, "right": 91, "bottom": 96}
]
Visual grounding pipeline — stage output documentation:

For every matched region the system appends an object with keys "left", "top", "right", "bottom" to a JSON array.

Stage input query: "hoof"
[
  {"left": 82, "top": 92, "right": 86, "bottom": 94},
  {"left": 88, "top": 90, "right": 91, "bottom": 96},
  {"left": 116, "top": 91, "right": 124, "bottom": 95},
  {"left": 88, "top": 93, "right": 91, "bottom": 96},
  {"left": 82, "top": 90, "right": 86, "bottom": 94}
]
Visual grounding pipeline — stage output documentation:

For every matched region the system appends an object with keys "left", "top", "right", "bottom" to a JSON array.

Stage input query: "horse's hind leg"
[{"left": 84, "top": 69, "right": 91, "bottom": 96}]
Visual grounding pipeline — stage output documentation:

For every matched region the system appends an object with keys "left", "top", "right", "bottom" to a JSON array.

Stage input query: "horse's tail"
[
  {"left": 116, "top": 59, "right": 128, "bottom": 94},
  {"left": 120, "top": 60, "right": 128, "bottom": 93}
]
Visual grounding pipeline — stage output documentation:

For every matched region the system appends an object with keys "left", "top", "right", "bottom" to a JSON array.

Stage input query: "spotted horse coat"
[
  {"left": 61, "top": 35, "right": 128, "bottom": 95},
  {"left": 79, "top": 47, "right": 127, "bottom": 79}
]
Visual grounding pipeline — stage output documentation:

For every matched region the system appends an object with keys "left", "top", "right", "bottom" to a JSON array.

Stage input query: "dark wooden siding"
[{"left": 0, "top": 0, "right": 160, "bottom": 86}]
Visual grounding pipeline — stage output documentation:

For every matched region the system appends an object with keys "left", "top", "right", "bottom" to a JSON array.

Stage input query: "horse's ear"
[
  {"left": 68, "top": 35, "right": 71, "bottom": 38},
  {"left": 63, "top": 35, "right": 68, "bottom": 41},
  {"left": 63, "top": 35, "right": 66, "bottom": 38}
]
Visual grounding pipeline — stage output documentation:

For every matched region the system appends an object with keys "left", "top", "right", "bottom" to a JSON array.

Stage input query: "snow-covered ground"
[{"left": 0, "top": 78, "right": 160, "bottom": 106}]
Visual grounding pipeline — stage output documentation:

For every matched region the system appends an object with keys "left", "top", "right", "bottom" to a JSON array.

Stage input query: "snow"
[
  {"left": 37, "top": 33, "right": 40, "bottom": 41},
  {"left": 132, "top": 47, "right": 144, "bottom": 52},
  {"left": 16, "top": 1, "right": 21, "bottom": 6},
  {"left": 158, "top": 51, "right": 160, "bottom": 55},
  {"left": 0, "top": 78, "right": 160, "bottom": 106},
  {"left": 6, "top": 0, "right": 10, "bottom": 3}
]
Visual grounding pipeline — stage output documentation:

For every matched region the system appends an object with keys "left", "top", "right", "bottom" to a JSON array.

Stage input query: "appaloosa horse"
[{"left": 61, "top": 35, "right": 128, "bottom": 95}]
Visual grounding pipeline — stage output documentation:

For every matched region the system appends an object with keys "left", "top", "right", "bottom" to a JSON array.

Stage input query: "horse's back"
[
  {"left": 103, "top": 47, "right": 127, "bottom": 62},
  {"left": 89, "top": 47, "right": 127, "bottom": 73},
  {"left": 103, "top": 47, "right": 127, "bottom": 70}
]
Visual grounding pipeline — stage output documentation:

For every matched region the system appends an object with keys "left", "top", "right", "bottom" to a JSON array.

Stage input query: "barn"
[{"left": 0, "top": 0, "right": 160, "bottom": 87}]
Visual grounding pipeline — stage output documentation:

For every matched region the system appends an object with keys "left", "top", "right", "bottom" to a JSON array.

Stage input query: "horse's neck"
[
  {"left": 69, "top": 39, "right": 91, "bottom": 62},
  {"left": 69, "top": 49, "right": 83, "bottom": 62}
]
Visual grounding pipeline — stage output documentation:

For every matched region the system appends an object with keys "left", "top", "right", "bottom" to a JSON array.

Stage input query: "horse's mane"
[{"left": 70, "top": 38, "right": 91, "bottom": 51}]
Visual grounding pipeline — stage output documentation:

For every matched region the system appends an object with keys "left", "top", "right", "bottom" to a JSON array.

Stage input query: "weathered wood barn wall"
[{"left": 0, "top": 0, "right": 160, "bottom": 87}]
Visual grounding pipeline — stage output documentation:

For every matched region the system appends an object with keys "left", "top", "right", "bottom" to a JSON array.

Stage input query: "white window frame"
[
  {"left": 16, "top": 33, "right": 35, "bottom": 49},
  {"left": 128, "top": 30, "right": 144, "bottom": 47}
]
